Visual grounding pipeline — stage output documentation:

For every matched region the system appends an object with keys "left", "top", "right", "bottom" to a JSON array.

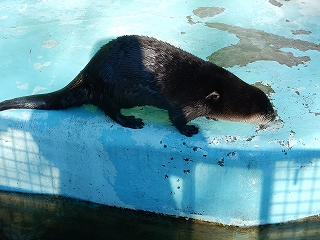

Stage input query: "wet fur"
[{"left": 0, "top": 35, "right": 275, "bottom": 136}]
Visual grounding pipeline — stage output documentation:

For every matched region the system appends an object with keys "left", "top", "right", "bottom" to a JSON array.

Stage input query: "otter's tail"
[{"left": 0, "top": 72, "right": 90, "bottom": 112}]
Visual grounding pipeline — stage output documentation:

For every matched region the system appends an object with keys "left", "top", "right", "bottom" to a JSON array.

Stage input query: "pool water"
[{"left": 0, "top": 191, "right": 319, "bottom": 240}]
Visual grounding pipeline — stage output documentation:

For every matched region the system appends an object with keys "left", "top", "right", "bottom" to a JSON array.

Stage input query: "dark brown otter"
[{"left": 0, "top": 35, "right": 275, "bottom": 137}]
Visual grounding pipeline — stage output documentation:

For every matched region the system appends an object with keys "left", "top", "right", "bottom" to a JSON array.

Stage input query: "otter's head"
[{"left": 204, "top": 73, "right": 275, "bottom": 125}]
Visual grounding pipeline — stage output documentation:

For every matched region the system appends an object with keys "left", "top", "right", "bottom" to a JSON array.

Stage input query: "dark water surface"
[{"left": 0, "top": 191, "right": 319, "bottom": 240}]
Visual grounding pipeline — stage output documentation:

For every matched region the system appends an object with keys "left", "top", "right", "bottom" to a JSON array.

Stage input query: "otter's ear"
[{"left": 205, "top": 91, "right": 220, "bottom": 101}]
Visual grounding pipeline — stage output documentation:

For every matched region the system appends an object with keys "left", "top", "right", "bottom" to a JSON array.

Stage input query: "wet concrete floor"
[{"left": 0, "top": 191, "right": 319, "bottom": 240}]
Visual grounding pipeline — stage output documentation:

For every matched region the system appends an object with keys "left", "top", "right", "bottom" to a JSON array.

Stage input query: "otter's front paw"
[{"left": 178, "top": 125, "right": 199, "bottom": 137}]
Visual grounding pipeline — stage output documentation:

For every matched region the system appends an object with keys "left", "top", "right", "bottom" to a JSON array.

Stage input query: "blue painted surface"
[{"left": 0, "top": 0, "right": 320, "bottom": 226}]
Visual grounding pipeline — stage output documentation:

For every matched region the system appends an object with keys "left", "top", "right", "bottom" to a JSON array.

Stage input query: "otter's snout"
[
  {"left": 249, "top": 104, "right": 276, "bottom": 125},
  {"left": 263, "top": 108, "right": 277, "bottom": 124}
]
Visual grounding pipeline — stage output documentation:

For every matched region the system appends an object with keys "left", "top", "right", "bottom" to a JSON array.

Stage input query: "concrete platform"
[{"left": 0, "top": 0, "right": 320, "bottom": 226}]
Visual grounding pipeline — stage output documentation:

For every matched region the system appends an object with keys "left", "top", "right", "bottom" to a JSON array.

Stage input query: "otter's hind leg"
[{"left": 101, "top": 103, "right": 144, "bottom": 129}]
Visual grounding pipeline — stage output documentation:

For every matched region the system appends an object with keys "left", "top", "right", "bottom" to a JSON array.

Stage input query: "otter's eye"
[{"left": 206, "top": 91, "right": 220, "bottom": 101}]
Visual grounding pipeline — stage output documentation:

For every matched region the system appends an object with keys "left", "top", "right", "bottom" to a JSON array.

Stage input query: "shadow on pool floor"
[{"left": 0, "top": 191, "right": 319, "bottom": 240}]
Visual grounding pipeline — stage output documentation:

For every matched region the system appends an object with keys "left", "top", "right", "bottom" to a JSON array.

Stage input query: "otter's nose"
[{"left": 267, "top": 110, "right": 276, "bottom": 123}]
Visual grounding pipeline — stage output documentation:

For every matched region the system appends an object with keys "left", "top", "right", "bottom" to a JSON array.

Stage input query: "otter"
[{"left": 0, "top": 35, "right": 275, "bottom": 137}]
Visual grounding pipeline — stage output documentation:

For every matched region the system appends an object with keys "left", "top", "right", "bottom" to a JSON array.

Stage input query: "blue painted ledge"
[
  {"left": 1, "top": 0, "right": 320, "bottom": 226},
  {"left": 1, "top": 106, "right": 319, "bottom": 226}
]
